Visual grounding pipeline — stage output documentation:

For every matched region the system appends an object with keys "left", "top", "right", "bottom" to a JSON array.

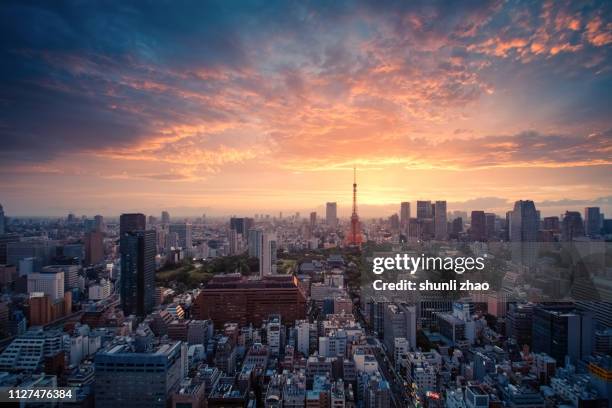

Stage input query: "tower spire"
[{"left": 347, "top": 165, "right": 363, "bottom": 247}]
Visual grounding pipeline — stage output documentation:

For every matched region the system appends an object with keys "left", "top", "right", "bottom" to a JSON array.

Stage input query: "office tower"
[
  {"left": 261, "top": 233, "right": 277, "bottom": 277},
  {"left": 43, "top": 265, "right": 78, "bottom": 292},
  {"left": 192, "top": 275, "right": 306, "bottom": 326},
  {"left": 84, "top": 230, "right": 104, "bottom": 265},
  {"left": 585, "top": 207, "right": 601, "bottom": 237},
  {"left": 309, "top": 211, "right": 317, "bottom": 229},
  {"left": 169, "top": 223, "right": 192, "bottom": 249},
  {"left": 400, "top": 202, "right": 411, "bottom": 230},
  {"left": 120, "top": 213, "right": 155, "bottom": 317},
  {"left": 247, "top": 228, "right": 263, "bottom": 258},
  {"left": 434, "top": 201, "right": 447, "bottom": 240},
  {"left": 561, "top": 211, "right": 585, "bottom": 241},
  {"left": 532, "top": 304, "right": 593, "bottom": 365},
  {"left": 510, "top": 200, "right": 539, "bottom": 268},
  {"left": 470, "top": 211, "right": 487, "bottom": 241},
  {"left": 485, "top": 213, "right": 496, "bottom": 239},
  {"left": 229, "top": 217, "right": 254, "bottom": 235},
  {"left": 0, "top": 233, "right": 20, "bottom": 264},
  {"left": 95, "top": 342, "right": 183, "bottom": 408},
  {"left": 416, "top": 200, "right": 432, "bottom": 219},
  {"left": 266, "top": 314, "right": 282, "bottom": 356},
  {"left": 389, "top": 213, "right": 400, "bottom": 232},
  {"left": 506, "top": 303, "right": 534, "bottom": 347},
  {"left": 27, "top": 269, "right": 64, "bottom": 301},
  {"left": 326, "top": 202, "right": 338, "bottom": 227},
  {"left": 451, "top": 217, "right": 463, "bottom": 234},
  {"left": 93, "top": 214, "right": 104, "bottom": 232},
  {"left": 120, "top": 213, "right": 146, "bottom": 235},
  {"left": 383, "top": 303, "right": 416, "bottom": 354},
  {"left": 228, "top": 228, "right": 238, "bottom": 255},
  {"left": 161, "top": 210, "right": 170, "bottom": 225},
  {"left": 0, "top": 204, "right": 5, "bottom": 234}
]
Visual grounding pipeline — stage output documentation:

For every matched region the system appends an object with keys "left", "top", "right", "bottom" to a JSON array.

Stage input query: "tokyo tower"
[{"left": 346, "top": 166, "right": 363, "bottom": 246}]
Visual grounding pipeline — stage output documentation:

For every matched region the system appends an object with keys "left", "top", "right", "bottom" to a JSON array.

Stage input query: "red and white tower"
[{"left": 346, "top": 166, "right": 363, "bottom": 246}]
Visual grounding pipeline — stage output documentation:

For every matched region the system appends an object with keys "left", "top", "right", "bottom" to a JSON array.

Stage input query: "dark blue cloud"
[{"left": 0, "top": 0, "right": 610, "bottom": 164}]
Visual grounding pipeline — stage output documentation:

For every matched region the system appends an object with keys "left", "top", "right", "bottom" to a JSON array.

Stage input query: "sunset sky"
[{"left": 1, "top": 0, "right": 611, "bottom": 217}]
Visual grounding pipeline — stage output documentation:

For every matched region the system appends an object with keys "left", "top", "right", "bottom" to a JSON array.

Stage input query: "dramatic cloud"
[{"left": 0, "top": 0, "right": 610, "bottom": 214}]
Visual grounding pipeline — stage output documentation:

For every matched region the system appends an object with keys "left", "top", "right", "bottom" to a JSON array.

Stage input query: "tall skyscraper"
[
  {"left": 434, "top": 201, "right": 447, "bottom": 240},
  {"left": 561, "top": 211, "right": 585, "bottom": 241},
  {"left": 0, "top": 204, "right": 5, "bottom": 235},
  {"left": 325, "top": 202, "right": 338, "bottom": 227},
  {"left": 94, "top": 214, "right": 105, "bottom": 232},
  {"left": 229, "top": 217, "right": 254, "bottom": 235},
  {"left": 119, "top": 213, "right": 155, "bottom": 317},
  {"left": 510, "top": 200, "right": 539, "bottom": 268},
  {"left": 400, "top": 202, "right": 411, "bottom": 230},
  {"left": 309, "top": 212, "right": 317, "bottom": 229},
  {"left": 261, "top": 233, "right": 277, "bottom": 277},
  {"left": 416, "top": 201, "right": 432, "bottom": 219},
  {"left": 160, "top": 211, "right": 170, "bottom": 226},
  {"left": 248, "top": 228, "right": 263, "bottom": 258},
  {"left": 584, "top": 207, "right": 601, "bottom": 237},
  {"left": 84, "top": 230, "right": 104, "bottom": 265},
  {"left": 470, "top": 211, "right": 487, "bottom": 241},
  {"left": 120, "top": 213, "right": 146, "bottom": 235},
  {"left": 169, "top": 223, "right": 192, "bottom": 249}
]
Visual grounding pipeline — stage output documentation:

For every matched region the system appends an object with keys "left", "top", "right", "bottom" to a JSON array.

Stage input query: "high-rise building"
[
  {"left": 247, "top": 228, "right": 263, "bottom": 258},
  {"left": 229, "top": 217, "right": 254, "bottom": 235},
  {"left": 0, "top": 233, "right": 20, "bottom": 265},
  {"left": 584, "top": 207, "right": 601, "bottom": 237},
  {"left": 169, "top": 223, "right": 192, "bottom": 249},
  {"left": 261, "top": 233, "right": 277, "bottom": 277},
  {"left": 161, "top": 211, "right": 170, "bottom": 225},
  {"left": 120, "top": 213, "right": 146, "bottom": 235},
  {"left": 326, "top": 202, "right": 338, "bottom": 227},
  {"left": 485, "top": 213, "right": 496, "bottom": 239},
  {"left": 434, "top": 201, "right": 447, "bottom": 240},
  {"left": 43, "top": 265, "right": 78, "bottom": 292},
  {"left": 309, "top": 211, "right": 317, "bottom": 229},
  {"left": 93, "top": 214, "right": 105, "bottom": 232},
  {"left": 470, "top": 211, "right": 487, "bottom": 241},
  {"left": 532, "top": 304, "right": 593, "bottom": 365},
  {"left": 400, "top": 202, "right": 411, "bottom": 230},
  {"left": 27, "top": 270, "right": 64, "bottom": 301},
  {"left": 0, "top": 204, "right": 5, "bottom": 235},
  {"left": 510, "top": 200, "right": 539, "bottom": 267},
  {"left": 561, "top": 211, "right": 585, "bottom": 242},
  {"left": 119, "top": 213, "right": 155, "bottom": 317},
  {"left": 95, "top": 342, "right": 184, "bottom": 408},
  {"left": 383, "top": 303, "right": 416, "bottom": 354},
  {"left": 84, "top": 230, "right": 104, "bottom": 265},
  {"left": 416, "top": 201, "right": 432, "bottom": 220}
]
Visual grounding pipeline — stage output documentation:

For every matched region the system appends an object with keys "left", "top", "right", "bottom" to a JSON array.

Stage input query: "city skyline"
[{"left": 1, "top": 1, "right": 611, "bottom": 216}]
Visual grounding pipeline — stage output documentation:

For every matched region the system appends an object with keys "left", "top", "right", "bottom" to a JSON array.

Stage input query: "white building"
[
  {"left": 88, "top": 279, "right": 111, "bottom": 300},
  {"left": 27, "top": 271, "right": 64, "bottom": 301}
]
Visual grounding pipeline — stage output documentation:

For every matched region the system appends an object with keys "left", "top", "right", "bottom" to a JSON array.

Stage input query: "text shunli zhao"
[{"left": 371, "top": 254, "right": 490, "bottom": 291}]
